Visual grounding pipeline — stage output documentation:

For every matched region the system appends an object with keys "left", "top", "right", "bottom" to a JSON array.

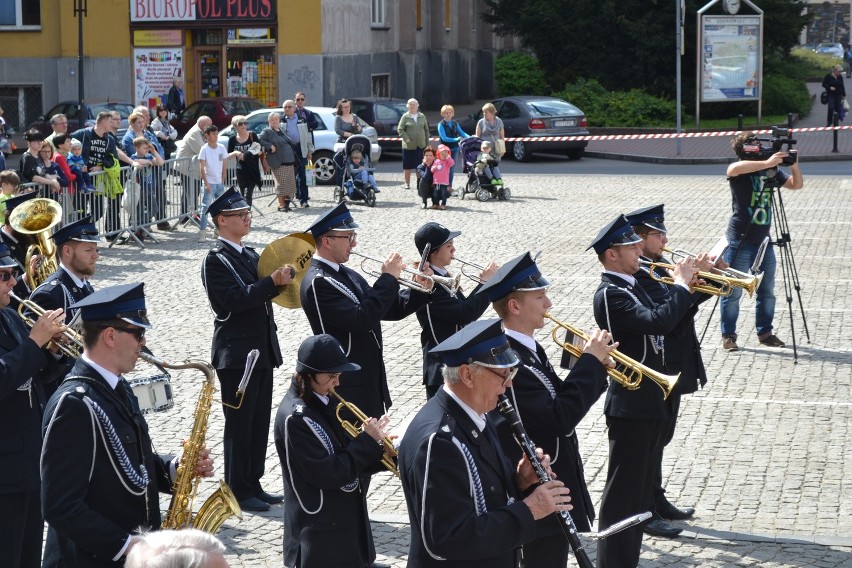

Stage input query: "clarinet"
[{"left": 497, "top": 395, "right": 594, "bottom": 568}]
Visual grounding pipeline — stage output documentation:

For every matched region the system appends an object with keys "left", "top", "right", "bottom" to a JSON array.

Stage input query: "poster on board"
[
  {"left": 133, "top": 47, "right": 184, "bottom": 108},
  {"left": 701, "top": 15, "right": 761, "bottom": 102}
]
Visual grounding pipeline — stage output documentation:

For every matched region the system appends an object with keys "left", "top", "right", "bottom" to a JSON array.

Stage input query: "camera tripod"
[{"left": 700, "top": 170, "right": 810, "bottom": 362}]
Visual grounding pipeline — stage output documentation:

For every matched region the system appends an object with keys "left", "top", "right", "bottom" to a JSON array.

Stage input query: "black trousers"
[
  {"left": 596, "top": 417, "right": 665, "bottom": 568},
  {"left": 218, "top": 366, "right": 274, "bottom": 500},
  {"left": 523, "top": 520, "right": 570, "bottom": 568},
  {"left": 0, "top": 489, "right": 42, "bottom": 568},
  {"left": 652, "top": 392, "right": 681, "bottom": 508}
]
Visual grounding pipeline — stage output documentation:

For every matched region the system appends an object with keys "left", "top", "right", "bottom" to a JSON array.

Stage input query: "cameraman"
[{"left": 720, "top": 131, "right": 803, "bottom": 352}]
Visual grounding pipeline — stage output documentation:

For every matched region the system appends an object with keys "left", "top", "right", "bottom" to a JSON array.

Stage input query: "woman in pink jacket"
[{"left": 430, "top": 144, "right": 454, "bottom": 210}]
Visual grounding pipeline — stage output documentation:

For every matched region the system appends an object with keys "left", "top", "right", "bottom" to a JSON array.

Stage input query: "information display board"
[{"left": 701, "top": 15, "right": 762, "bottom": 102}]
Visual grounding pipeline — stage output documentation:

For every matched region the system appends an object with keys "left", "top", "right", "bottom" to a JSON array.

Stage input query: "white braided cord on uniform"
[
  {"left": 303, "top": 416, "right": 358, "bottom": 492},
  {"left": 86, "top": 397, "right": 149, "bottom": 494}
]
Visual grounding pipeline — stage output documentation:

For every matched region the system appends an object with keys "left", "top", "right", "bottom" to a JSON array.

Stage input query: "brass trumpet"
[
  {"left": 11, "top": 292, "right": 83, "bottom": 358},
  {"left": 451, "top": 256, "right": 489, "bottom": 284},
  {"left": 328, "top": 388, "right": 399, "bottom": 476},
  {"left": 663, "top": 247, "right": 764, "bottom": 297},
  {"left": 545, "top": 313, "right": 679, "bottom": 400},
  {"left": 351, "top": 250, "right": 461, "bottom": 294},
  {"left": 639, "top": 260, "right": 734, "bottom": 297}
]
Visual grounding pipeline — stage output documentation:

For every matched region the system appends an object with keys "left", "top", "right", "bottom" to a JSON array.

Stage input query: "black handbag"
[{"left": 821, "top": 91, "right": 828, "bottom": 105}]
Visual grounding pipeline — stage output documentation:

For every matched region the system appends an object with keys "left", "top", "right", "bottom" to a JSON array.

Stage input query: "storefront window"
[{"left": 226, "top": 47, "right": 276, "bottom": 104}]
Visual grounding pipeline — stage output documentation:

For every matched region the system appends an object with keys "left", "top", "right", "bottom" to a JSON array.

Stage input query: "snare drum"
[{"left": 129, "top": 374, "right": 174, "bottom": 414}]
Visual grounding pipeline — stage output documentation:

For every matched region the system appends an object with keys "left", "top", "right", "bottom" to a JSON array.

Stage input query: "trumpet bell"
[{"left": 258, "top": 233, "right": 316, "bottom": 309}]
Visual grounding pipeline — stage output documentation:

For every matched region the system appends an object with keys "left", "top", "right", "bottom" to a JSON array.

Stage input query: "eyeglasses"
[
  {"left": 473, "top": 364, "right": 518, "bottom": 387},
  {"left": 222, "top": 211, "right": 251, "bottom": 221},
  {"left": 283, "top": 105, "right": 294, "bottom": 109},
  {"left": 295, "top": 98, "right": 305, "bottom": 102},
  {"left": 237, "top": 121, "right": 248, "bottom": 126},
  {"left": 0, "top": 269, "right": 19, "bottom": 282},
  {"left": 325, "top": 233, "right": 356, "bottom": 243},
  {"left": 112, "top": 326, "right": 146, "bottom": 342}
]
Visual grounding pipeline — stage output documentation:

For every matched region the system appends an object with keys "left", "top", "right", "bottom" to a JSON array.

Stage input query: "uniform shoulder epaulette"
[
  {"left": 435, "top": 413, "right": 457, "bottom": 440},
  {"left": 208, "top": 241, "right": 225, "bottom": 254}
]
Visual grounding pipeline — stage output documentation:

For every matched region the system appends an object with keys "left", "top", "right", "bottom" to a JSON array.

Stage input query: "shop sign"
[
  {"left": 130, "top": 0, "right": 275, "bottom": 22},
  {"left": 227, "top": 28, "right": 272, "bottom": 44},
  {"left": 134, "top": 47, "right": 184, "bottom": 107},
  {"left": 133, "top": 29, "right": 183, "bottom": 46}
]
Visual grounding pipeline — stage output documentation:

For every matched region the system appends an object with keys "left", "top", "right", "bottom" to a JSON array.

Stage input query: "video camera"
[{"left": 740, "top": 127, "right": 798, "bottom": 166}]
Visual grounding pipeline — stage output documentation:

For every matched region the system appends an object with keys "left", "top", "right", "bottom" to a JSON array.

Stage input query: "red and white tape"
[{"left": 378, "top": 124, "right": 852, "bottom": 143}]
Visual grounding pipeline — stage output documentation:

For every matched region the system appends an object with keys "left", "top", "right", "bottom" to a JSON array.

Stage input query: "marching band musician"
[
  {"left": 274, "top": 334, "right": 392, "bottom": 568},
  {"left": 626, "top": 204, "right": 716, "bottom": 538},
  {"left": 1, "top": 190, "right": 40, "bottom": 309},
  {"left": 413, "top": 221, "right": 497, "bottom": 399},
  {"left": 0, "top": 242, "right": 67, "bottom": 568},
  {"left": 40, "top": 283, "right": 215, "bottom": 568},
  {"left": 589, "top": 214, "right": 697, "bottom": 568},
  {"left": 201, "top": 187, "right": 294, "bottom": 513},
  {"left": 398, "top": 319, "right": 572, "bottom": 568},
  {"left": 476, "top": 252, "right": 613, "bottom": 567},
  {"left": 300, "top": 202, "right": 433, "bottom": 424}
]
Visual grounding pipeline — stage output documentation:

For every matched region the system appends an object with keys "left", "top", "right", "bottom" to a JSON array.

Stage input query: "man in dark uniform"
[
  {"left": 590, "top": 214, "right": 698, "bottom": 568},
  {"left": 399, "top": 319, "right": 573, "bottom": 568},
  {"left": 476, "top": 252, "right": 613, "bottom": 567},
  {"left": 626, "top": 204, "right": 718, "bottom": 537},
  {"left": 201, "top": 187, "right": 294, "bottom": 513},
  {"left": 41, "top": 283, "right": 215, "bottom": 568},
  {"left": 414, "top": 221, "right": 497, "bottom": 399},
  {"left": 0, "top": 242, "right": 67, "bottom": 568},
  {"left": 1, "top": 190, "right": 40, "bottom": 308},
  {"left": 300, "top": 203, "right": 432, "bottom": 421}
]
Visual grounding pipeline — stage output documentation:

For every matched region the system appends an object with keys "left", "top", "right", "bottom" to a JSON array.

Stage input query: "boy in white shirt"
[{"left": 198, "top": 125, "right": 229, "bottom": 241}]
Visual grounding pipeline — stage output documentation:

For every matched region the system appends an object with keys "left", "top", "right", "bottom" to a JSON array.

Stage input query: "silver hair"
[
  {"left": 125, "top": 529, "right": 226, "bottom": 568},
  {"left": 442, "top": 365, "right": 462, "bottom": 384},
  {"left": 407, "top": 98, "right": 419, "bottom": 106},
  {"left": 50, "top": 114, "right": 67, "bottom": 125},
  {"left": 282, "top": 99, "right": 296, "bottom": 108}
]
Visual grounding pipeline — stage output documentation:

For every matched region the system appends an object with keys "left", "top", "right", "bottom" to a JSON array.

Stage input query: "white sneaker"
[{"left": 198, "top": 229, "right": 207, "bottom": 242}]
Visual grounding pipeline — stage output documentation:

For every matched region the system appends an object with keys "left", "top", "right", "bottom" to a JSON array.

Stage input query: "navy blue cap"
[
  {"left": 305, "top": 203, "right": 359, "bottom": 239},
  {"left": 50, "top": 216, "right": 99, "bottom": 245},
  {"left": 429, "top": 319, "right": 520, "bottom": 368},
  {"left": 476, "top": 252, "right": 549, "bottom": 302},
  {"left": 4, "top": 191, "right": 39, "bottom": 216},
  {"left": 588, "top": 214, "right": 643, "bottom": 255},
  {"left": 0, "top": 243, "right": 18, "bottom": 269},
  {"left": 207, "top": 187, "right": 249, "bottom": 218},
  {"left": 70, "top": 283, "right": 151, "bottom": 329},
  {"left": 295, "top": 334, "right": 361, "bottom": 374},
  {"left": 625, "top": 204, "right": 667, "bottom": 234},
  {"left": 414, "top": 222, "right": 461, "bottom": 256}
]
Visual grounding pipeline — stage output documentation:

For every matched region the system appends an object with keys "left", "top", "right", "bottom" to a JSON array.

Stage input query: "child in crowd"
[
  {"left": 430, "top": 144, "right": 454, "bottom": 210},
  {"left": 416, "top": 147, "right": 436, "bottom": 209},
  {"left": 475, "top": 140, "right": 503, "bottom": 186},
  {"left": 130, "top": 137, "right": 164, "bottom": 236},
  {"left": 66, "top": 138, "right": 96, "bottom": 193},
  {"left": 348, "top": 150, "right": 379, "bottom": 193},
  {"left": 0, "top": 169, "right": 20, "bottom": 215}
]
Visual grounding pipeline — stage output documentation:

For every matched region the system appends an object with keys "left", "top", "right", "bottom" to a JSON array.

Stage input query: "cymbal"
[{"left": 257, "top": 233, "right": 315, "bottom": 308}]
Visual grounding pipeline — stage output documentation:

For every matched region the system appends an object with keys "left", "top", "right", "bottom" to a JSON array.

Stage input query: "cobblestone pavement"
[{"left": 86, "top": 170, "right": 851, "bottom": 567}]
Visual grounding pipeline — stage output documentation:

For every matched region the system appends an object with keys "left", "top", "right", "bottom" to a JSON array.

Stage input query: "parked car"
[
  {"left": 816, "top": 42, "right": 844, "bottom": 59},
  {"left": 29, "top": 100, "right": 135, "bottom": 139},
  {"left": 170, "top": 97, "right": 265, "bottom": 137},
  {"left": 460, "top": 96, "right": 589, "bottom": 161},
  {"left": 216, "top": 106, "right": 381, "bottom": 185},
  {"left": 348, "top": 97, "right": 410, "bottom": 153}
]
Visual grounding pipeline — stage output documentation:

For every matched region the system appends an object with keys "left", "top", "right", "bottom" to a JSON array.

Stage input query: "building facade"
[{"left": 0, "top": 0, "right": 517, "bottom": 134}]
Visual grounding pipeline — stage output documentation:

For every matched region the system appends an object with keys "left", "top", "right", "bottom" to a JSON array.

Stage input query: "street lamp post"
[{"left": 74, "top": 0, "right": 87, "bottom": 125}]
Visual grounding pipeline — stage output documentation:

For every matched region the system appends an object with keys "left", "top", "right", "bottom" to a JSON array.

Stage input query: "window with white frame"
[
  {"left": 371, "top": 0, "right": 385, "bottom": 26},
  {"left": 0, "top": 0, "right": 41, "bottom": 30}
]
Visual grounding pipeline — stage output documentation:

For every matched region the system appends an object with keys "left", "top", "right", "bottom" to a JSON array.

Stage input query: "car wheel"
[
  {"left": 476, "top": 188, "right": 491, "bottom": 202},
  {"left": 512, "top": 141, "right": 531, "bottom": 162},
  {"left": 566, "top": 148, "right": 584, "bottom": 160},
  {"left": 313, "top": 152, "right": 336, "bottom": 185}
]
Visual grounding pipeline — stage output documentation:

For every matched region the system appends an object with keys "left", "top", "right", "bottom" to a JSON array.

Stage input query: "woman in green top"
[{"left": 397, "top": 98, "right": 430, "bottom": 190}]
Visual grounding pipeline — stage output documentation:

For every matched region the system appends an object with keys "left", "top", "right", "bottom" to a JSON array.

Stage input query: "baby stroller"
[
  {"left": 332, "top": 134, "right": 377, "bottom": 207},
  {"left": 458, "top": 136, "right": 510, "bottom": 202}
]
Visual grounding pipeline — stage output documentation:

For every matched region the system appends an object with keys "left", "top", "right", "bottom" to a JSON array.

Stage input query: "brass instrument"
[
  {"left": 157, "top": 353, "right": 243, "bottom": 533},
  {"left": 351, "top": 250, "right": 461, "bottom": 294},
  {"left": 328, "top": 388, "right": 399, "bottom": 476},
  {"left": 9, "top": 197, "right": 62, "bottom": 289},
  {"left": 10, "top": 291, "right": 81, "bottom": 358},
  {"left": 545, "top": 314, "right": 679, "bottom": 400},
  {"left": 257, "top": 233, "right": 316, "bottom": 309},
  {"left": 639, "top": 260, "right": 737, "bottom": 297},
  {"left": 663, "top": 246, "right": 764, "bottom": 297},
  {"left": 451, "top": 256, "right": 488, "bottom": 284}
]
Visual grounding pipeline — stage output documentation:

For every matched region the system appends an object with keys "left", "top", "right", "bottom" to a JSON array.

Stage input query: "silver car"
[{"left": 218, "top": 106, "right": 381, "bottom": 185}]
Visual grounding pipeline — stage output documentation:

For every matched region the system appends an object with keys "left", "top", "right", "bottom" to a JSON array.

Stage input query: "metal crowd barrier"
[{"left": 18, "top": 156, "right": 277, "bottom": 248}]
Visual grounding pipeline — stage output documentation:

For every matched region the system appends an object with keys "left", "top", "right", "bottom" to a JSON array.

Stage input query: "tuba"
[{"left": 9, "top": 197, "right": 62, "bottom": 289}]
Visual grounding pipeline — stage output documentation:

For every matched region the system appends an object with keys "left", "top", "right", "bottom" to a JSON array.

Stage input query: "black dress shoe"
[
  {"left": 257, "top": 491, "right": 283, "bottom": 505},
  {"left": 238, "top": 497, "right": 270, "bottom": 512},
  {"left": 370, "top": 563, "right": 391, "bottom": 568},
  {"left": 657, "top": 499, "right": 696, "bottom": 520},
  {"left": 643, "top": 516, "right": 682, "bottom": 538}
]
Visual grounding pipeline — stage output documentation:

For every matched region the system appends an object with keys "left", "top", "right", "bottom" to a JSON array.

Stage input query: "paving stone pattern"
[{"left": 84, "top": 170, "right": 851, "bottom": 567}]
